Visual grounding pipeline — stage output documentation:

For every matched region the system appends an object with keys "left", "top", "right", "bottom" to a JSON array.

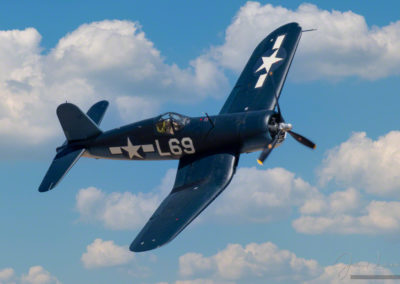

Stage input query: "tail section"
[{"left": 38, "top": 100, "right": 109, "bottom": 192}]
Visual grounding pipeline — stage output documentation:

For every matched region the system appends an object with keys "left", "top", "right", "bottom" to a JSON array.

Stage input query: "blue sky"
[{"left": 2, "top": 1, "right": 400, "bottom": 283}]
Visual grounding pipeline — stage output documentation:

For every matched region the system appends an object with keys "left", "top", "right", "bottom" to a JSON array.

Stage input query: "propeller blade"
[
  {"left": 288, "top": 130, "right": 316, "bottom": 149},
  {"left": 257, "top": 130, "right": 281, "bottom": 165}
]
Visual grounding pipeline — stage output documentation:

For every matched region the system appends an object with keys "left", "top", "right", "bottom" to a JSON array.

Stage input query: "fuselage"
[{"left": 78, "top": 110, "right": 275, "bottom": 161}]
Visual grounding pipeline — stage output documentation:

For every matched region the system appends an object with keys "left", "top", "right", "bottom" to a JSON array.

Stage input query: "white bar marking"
[
  {"left": 273, "top": 35, "right": 285, "bottom": 50},
  {"left": 109, "top": 147, "right": 122, "bottom": 154},
  {"left": 142, "top": 144, "right": 155, "bottom": 152},
  {"left": 255, "top": 73, "right": 267, "bottom": 88}
]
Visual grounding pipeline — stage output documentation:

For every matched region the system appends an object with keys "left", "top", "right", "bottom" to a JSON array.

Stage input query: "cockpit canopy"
[{"left": 155, "top": 112, "right": 189, "bottom": 135}]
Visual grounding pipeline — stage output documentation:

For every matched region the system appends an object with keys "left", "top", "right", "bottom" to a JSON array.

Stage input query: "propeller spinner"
[{"left": 257, "top": 107, "right": 316, "bottom": 165}]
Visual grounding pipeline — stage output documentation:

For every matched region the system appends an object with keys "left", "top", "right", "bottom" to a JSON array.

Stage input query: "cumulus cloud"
[
  {"left": 178, "top": 242, "right": 396, "bottom": 284},
  {"left": 176, "top": 280, "right": 234, "bottom": 284},
  {"left": 46, "top": 20, "right": 227, "bottom": 100},
  {"left": 305, "top": 261, "right": 395, "bottom": 284},
  {"left": 319, "top": 131, "right": 400, "bottom": 197},
  {"left": 216, "top": 160, "right": 400, "bottom": 236},
  {"left": 74, "top": 162, "right": 400, "bottom": 237},
  {"left": 76, "top": 167, "right": 318, "bottom": 230},
  {"left": 76, "top": 186, "right": 160, "bottom": 230},
  {"left": 115, "top": 96, "right": 160, "bottom": 122},
  {"left": 75, "top": 169, "right": 176, "bottom": 230},
  {"left": 294, "top": 200, "right": 400, "bottom": 235},
  {"left": 3, "top": 3, "right": 400, "bottom": 155},
  {"left": 0, "top": 266, "right": 61, "bottom": 284},
  {"left": 290, "top": 131, "right": 400, "bottom": 235},
  {"left": 212, "top": 167, "right": 318, "bottom": 222},
  {"left": 299, "top": 187, "right": 360, "bottom": 215},
  {"left": 179, "top": 241, "right": 321, "bottom": 282},
  {"left": 0, "top": 268, "right": 14, "bottom": 283},
  {"left": 81, "top": 238, "right": 134, "bottom": 269},
  {"left": 20, "top": 266, "right": 61, "bottom": 284},
  {"left": 73, "top": 145, "right": 400, "bottom": 237},
  {"left": 0, "top": 20, "right": 228, "bottom": 154},
  {"left": 210, "top": 2, "right": 400, "bottom": 80},
  {"left": 4, "top": 2, "right": 400, "bottom": 155}
]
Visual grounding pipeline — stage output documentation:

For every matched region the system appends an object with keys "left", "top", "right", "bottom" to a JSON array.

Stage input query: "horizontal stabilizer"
[
  {"left": 38, "top": 148, "right": 84, "bottom": 192},
  {"left": 57, "top": 103, "right": 102, "bottom": 142}
]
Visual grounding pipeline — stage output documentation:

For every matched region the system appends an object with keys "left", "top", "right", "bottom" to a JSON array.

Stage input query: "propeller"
[
  {"left": 257, "top": 129, "right": 282, "bottom": 165},
  {"left": 287, "top": 130, "right": 316, "bottom": 149},
  {"left": 257, "top": 100, "right": 316, "bottom": 165}
]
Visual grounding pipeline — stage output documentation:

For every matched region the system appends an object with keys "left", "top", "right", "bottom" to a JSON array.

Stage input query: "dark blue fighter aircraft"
[{"left": 39, "top": 22, "right": 315, "bottom": 252}]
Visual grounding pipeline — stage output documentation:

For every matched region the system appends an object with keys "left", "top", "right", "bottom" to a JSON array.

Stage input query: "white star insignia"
[
  {"left": 255, "top": 49, "right": 283, "bottom": 88},
  {"left": 121, "top": 138, "right": 143, "bottom": 159},
  {"left": 256, "top": 49, "right": 283, "bottom": 73}
]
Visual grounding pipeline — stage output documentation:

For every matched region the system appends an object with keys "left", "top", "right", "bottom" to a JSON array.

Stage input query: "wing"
[
  {"left": 130, "top": 151, "right": 239, "bottom": 252},
  {"left": 219, "top": 22, "right": 302, "bottom": 114}
]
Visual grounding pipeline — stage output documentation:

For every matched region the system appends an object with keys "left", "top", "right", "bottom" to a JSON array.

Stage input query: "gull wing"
[
  {"left": 220, "top": 22, "right": 302, "bottom": 114},
  {"left": 130, "top": 151, "right": 239, "bottom": 252}
]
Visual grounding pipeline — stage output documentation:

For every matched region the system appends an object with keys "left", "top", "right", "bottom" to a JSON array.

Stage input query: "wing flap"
[{"left": 130, "top": 152, "right": 238, "bottom": 252}]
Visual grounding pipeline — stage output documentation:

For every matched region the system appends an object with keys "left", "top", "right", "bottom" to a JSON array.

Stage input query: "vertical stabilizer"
[{"left": 57, "top": 103, "right": 102, "bottom": 142}]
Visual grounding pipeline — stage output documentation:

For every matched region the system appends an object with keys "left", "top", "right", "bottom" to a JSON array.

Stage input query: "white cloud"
[
  {"left": 46, "top": 20, "right": 227, "bottom": 100},
  {"left": 0, "top": 20, "right": 228, "bottom": 154},
  {"left": 179, "top": 242, "right": 397, "bottom": 284},
  {"left": 319, "top": 131, "right": 400, "bottom": 197},
  {"left": 0, "top": 268, "right": 14, "bottom": 283},
  {"left": 294, "top": 200, "right": 400, "bottom": 235},
  {"left": 212, "top": 167, "right": 318, "bottom": 222},
  {"left": 3, "top": 4, "right": 400, "bottom": 155},
  {"left": 81, "top": 238, "right": 134, "bottom": 269},
  {"left": 209, "top": 2, "right": 400, "bottom": 80},
  {"left": 0, "top": 28, "right": 54, "bottom": 147},
  {"left": 299, "top": 187, "right": 360, "bottom": 215},
  {"left": 20, "top": 266, "right": 61, "bottom": 284},
  {"left": 176, "top": 280, "right": 234, "bottom": 284},
  {"left": 214, "top": 165, "right": 400, "bottom": 235},
  {"left": 0, "top": 266, "right": 61, "bottom": 284},
  {"left": 4, "top": 2, "right": 400, "bottom": 157},
  {"left": 305, "top": 261, "right": 395, "bottom": 284},
  {"left": 291, "top": 131, "right": 400, "bottom": 235},
  {"left": 179, "top": 241, "right": 321, "bottom": 282},
  {"left": 74, "top": 163, "right": 400, "bottom": 237},
  {"left": 115, "top": 96, "right": 160, "bottom": 122},
  {"left": 76, "top": 186, "right": 160, "bottom": 230},
  {"left": 75, "top": 168, "right": 175, "bottom": 230}
]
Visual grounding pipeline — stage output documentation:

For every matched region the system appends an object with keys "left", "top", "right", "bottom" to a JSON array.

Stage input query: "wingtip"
[
  {"left": 38, "top": 181, "right": 53, "bottom": 193},
  {"left": 129, "top": 240, "right": 159, "bottom": 253}
]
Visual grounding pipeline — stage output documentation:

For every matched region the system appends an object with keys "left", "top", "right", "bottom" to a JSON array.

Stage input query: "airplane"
[{"left": 38, "top": 22, "right": 315, "bottom": 252}]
